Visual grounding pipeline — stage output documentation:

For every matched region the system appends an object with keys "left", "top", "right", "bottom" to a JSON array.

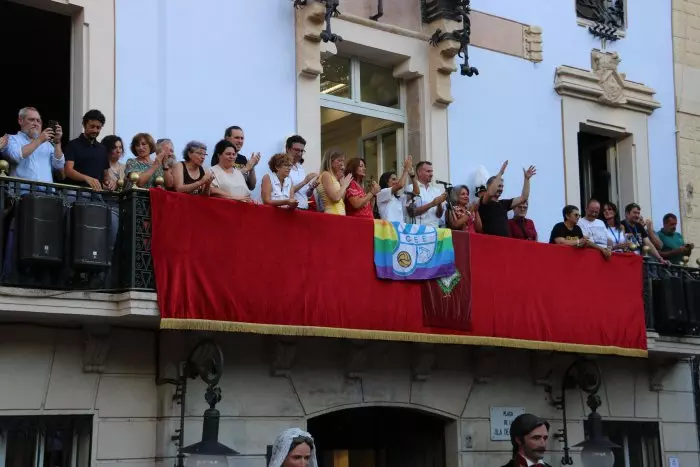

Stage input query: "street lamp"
[
  {"left": 553, "top": 358, "right": 619, "bottom": 467},
  {"left": 174, "top": 340, "right": 239, "bottom": 467}
]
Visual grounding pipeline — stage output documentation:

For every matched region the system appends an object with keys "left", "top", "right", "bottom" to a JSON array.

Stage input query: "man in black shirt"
[
  {"left": 478, "top": 160, "right": 536, "bottom": 237},
  {"left": 224, "top": 125, "right": 260, "bottom": 190},
  {"left": 621, "top": 203, "right": 667, "bottom": 263},
  {"left": 64, "top": 109, "right": 109, "bottom": 191}
]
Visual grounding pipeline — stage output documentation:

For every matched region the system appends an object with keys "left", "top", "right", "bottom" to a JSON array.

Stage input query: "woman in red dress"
[{"left": 344, "top": 158, "right": 379, "bottom": 219}]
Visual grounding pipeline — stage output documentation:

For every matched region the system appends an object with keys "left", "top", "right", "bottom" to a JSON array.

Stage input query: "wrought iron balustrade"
[
  {"left": 0, "top": 171, "right": 155, "bottom": 292},
  {"left": 643, "top": 259, "right": 700, "bottom": 336}
]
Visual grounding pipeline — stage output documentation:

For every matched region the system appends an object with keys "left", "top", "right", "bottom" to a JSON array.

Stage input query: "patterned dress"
[
  {"left": 125, "top": 158, "right": 164, "bottom": 189},
  {"left": 345, "top": 180, "right": 373, "bottom": 219}
]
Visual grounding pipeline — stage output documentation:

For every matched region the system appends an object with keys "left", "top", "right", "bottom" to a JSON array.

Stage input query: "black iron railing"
[
  {"left": 643, "top": 257, "right": 700, "bottom": 336},
  {"left": 0, "top": 167, "right": 156, "bottom": 292}
]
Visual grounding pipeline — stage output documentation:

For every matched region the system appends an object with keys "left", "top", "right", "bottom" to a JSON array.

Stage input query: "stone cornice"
[{"left": 555, "top": 49, "right": 660, "bottom": 115}]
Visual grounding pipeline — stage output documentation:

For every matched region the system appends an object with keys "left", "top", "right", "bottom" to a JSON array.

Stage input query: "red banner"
[{"left": 151, "top": 189, "right": 647, "bottom": 357}]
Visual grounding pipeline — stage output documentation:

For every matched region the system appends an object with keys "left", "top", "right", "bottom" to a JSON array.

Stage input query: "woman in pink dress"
[
  {"left": 447, "top": 185, "right": 482, "bottom": 233},
  {"left": 343, "top": 158, "right": 379, "bottom": 219}
]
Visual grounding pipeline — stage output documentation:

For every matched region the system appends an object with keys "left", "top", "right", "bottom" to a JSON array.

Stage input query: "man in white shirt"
[
  {"left": 285, "top": 135, "right": 317, "bottom": 210},
  {"left": 1, "top": 107, "right": 64, "bottom": 182},
  {"left": 577, "top": 199, "right": 612, "bottom": 259},
  {"left": 404, "top": 161, "right": 447, "bottom": 227}
]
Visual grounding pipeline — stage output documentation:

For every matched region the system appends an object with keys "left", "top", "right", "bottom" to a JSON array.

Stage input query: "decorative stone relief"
[
  {"left": 523, "top": 26, "right": 543, "bottom": 63},
  {"left": 346, "top": 340, "right": 369, "bottom": 380},
  {"left": 270, "top": 339, "right": 297, "bottom": 377},
  {"left": 83, "top": 328, "right": 111, "bottom": 373},
  {"left": 411, "top": 343, "right": 436, "bottom": 381},
  {"left": 648, "top": 357, "right": 678, "bottom": 392},
  {"left": 554, "top": 49, "right": 661, "bottom": 115},
  {"left": 295, "top": 1, "right": 333, "bottom": 78},
  {"left": 427, "top": 18, "right": 461, "bottom": 106}
]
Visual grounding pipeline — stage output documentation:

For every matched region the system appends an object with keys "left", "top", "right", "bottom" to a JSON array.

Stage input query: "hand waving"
[
  {"left": 524, "top": 165, "right": 537, "bottom": 180},
  {"left": 341, "top": 173, "right": 353, "bottom": 188}
]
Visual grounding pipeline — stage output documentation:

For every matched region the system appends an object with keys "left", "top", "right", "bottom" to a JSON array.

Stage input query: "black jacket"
[{"left": 500, "top": 460, "right": 552, "bottom": 467}]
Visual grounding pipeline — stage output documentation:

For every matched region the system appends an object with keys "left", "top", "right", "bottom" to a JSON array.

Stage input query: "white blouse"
[
  {"left": 270, "top": 174, "right": 292, "bottom": 202},
  {"left": 211, "top": 165, "right": 250, "bottom": 199}
]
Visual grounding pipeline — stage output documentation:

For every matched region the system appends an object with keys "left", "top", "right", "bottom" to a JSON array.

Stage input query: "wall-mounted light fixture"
[
  {"left": 173, "top": 340, "right": 239, "bottom": 467},
  {"left": 423, "top": 0, "right": 478, "bottom": 77},
  {"left": 551, "top": 358, "right": 619, "bottom": 467}
]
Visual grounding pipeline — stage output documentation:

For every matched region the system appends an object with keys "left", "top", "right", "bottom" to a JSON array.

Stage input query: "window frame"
[
  {"left": 320, "top": 56, "right": 406, "bottom": 124},
  {"left": 359, "top": 126, "right": 405, "bottom": 181}
]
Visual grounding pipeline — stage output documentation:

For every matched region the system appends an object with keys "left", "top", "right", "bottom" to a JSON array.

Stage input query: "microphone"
[{"left": 435, "top": 180, "right": 452, "bottom": 187}]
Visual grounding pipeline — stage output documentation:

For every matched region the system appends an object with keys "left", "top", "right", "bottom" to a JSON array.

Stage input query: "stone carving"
[
  {"left": 591, "top": 50, "right": 626, "bottom": 106},
  {"left": 270, "top": 339, "right": 297, "bottom": 377},
  {"left": 294, "top": 1, "right": 333, "bottom": 78},
  {"left": 346, "top": 340, "right": 369, "bottom": 380},
  {"left": 411, "top": 343, "right": 436, "bottom": 381},
  {"left": 523, "top": 26, "right": 543, "bottom": 63},
  {"left": 83, "top": 329, "right": 111, "bottom": 373},
  {"left": 554, "top": 49, "right": 661, "bottom": 115}
]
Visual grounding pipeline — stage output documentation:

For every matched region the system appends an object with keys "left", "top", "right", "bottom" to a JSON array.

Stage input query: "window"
[
  {"left": 0, "top": 416, "right": 93, "bottom": 467},
  {"left": 577, "top": 130, "right": 620, "bottom": 209},
  {"left": 586, "top": 421, "right": 661, "bottom": 467},
  {"left": 320, "top": 56, "right": 406, "bottom": 183}
]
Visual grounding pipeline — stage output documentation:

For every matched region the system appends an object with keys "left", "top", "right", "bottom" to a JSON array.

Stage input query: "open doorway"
[
  {"left": 577, "top": 130, "right": 619, "bottom": 210},
  {"left": 0, "top": 1, "right": 72, "bottom": 140},
  {"left": 308, "top": 407, "right": 448, "bottom": 467},
  {"left": 321, "top": 108, "right": 403, "bottom": 183}
]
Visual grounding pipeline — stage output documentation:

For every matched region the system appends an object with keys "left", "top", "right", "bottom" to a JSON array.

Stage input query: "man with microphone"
[{"left": 405, "top": 161, "right": 447, "bottom": 227}]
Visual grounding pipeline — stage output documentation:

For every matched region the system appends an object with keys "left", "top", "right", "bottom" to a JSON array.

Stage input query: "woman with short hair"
[
  {"left": 125, "top": 133, "right": 165, "bottom": 188},
  {"left": 172, "top": 141, "right": 213, "bottom": 195},
  {"left": 261, "top": 153, "right": 298, "bottom": 208},
  {"left": 447, "top": 185, "right": 481, "bottom": 233}
]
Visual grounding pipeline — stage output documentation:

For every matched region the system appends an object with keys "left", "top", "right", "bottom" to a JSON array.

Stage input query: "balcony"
[{"left": 0, "top": 173, "right": 699, "bottom": 356}]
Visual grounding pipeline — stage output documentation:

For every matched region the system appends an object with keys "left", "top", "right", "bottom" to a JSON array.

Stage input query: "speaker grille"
[
  {"left": 17, "top": 195, "right": 65, "bottom": 264},
  {"left": 71, "top": 202, "right": 111, "bottom": 269}
]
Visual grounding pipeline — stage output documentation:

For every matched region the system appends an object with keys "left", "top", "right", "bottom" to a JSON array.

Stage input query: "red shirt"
[
  {"left": 508, "top": 217, "right": 538, "bottom": 241},
  {"left": 345, "top": 180, "right": 374, "bottom": 219}
]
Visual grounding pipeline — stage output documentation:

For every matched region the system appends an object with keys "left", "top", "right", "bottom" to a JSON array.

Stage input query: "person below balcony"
[
  {"left": 621, "top": 203, "right": 667, "bottom": 263},
  {"left": 63, "top": 109, "right": 109, "bottom": 191},
  {"left": 286, "top": 135, "right": 317, "bottom": 210},
  {"left": 405, "top": 161, "right": 447, "bottom": 227},
  {"left": 501, "top": 413, "right": 552, "bottom": 467},
  {"left": 125, "top": 133, "right": 165, "bottom": 189},
  {"left": 261, "top": 153, "right": 298, "bottom": 208},
  {"left": 508, "top": 200, "right": 537, "bottom": 241},
  {"left": 601, "top": 202, "right": 629, "bottom": 253},
  {"left": 344, "top": 158, "right": 379, "bottom": 219},
  {"left": 209, "top": 139, "right": 252, "bottom": 202},
  {"left": 479, "top": 160, "right": 536, "bottom": 237},
  {"left": 577, "top": 199, "right": 611, "bottom": 251},
  {"left": 103, "top": 135, "right": 125, "bottom": 189},
  {"left": 1, "top": 106, "right": 64, "bottom": 183},
  {"left": 447, "top": 185, "right": 481, "bottom": 233},
  {"left": 377, "top": 156, "right": 413, "bottom": 223},
  {"left": 317, "top": 147, "right": 351, "bottom": 215},
  {"left": 657, "top": 212, "right": 694, "bottom": 265},
  {"left": 268, "top": 428, "right": 317, "bottom": 467},
  {"left": 172, "top": 141, "right": 213, "bottom": 195}
]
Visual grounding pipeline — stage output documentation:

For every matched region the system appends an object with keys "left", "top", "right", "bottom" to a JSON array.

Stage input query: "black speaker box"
[
  {"left": 71, "top": 202, "right": 111, "bottom": 269},
  {"left": 652, "top": 273, "right": 687, "bottom": 333},
  {"left": 683, "top": 274, "right": 700, "bottom": 328},
  {"left": 17, "top": 194, "right": 65, "bottom": 264}
]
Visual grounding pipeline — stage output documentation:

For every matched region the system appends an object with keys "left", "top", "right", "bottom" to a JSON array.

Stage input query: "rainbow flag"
[{"left": 374, "top": 221, "right": 456, "bottom": 280}]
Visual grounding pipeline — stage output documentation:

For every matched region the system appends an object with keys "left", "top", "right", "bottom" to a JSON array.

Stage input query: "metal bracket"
[
  {"left": 578, "top": 0, "right": 624, "bottom": 43},
  {"left": 427, "top": 0, "right": 478, "bottom": 77},
  {"left": 370, "top": 0, "right": 383, "bottom": 21},
  {"left": 294, "top": 0, "right": 343, "bottom": 43}
]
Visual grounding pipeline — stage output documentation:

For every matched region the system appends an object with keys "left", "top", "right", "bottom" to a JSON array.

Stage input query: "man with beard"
[
  {"left": 479, "top": 160, "right": 536, "bottom": 237},
  {"left": 1, "top": 106, "right": 64, "bottom": 182},
  {"left": 64, "top": 109, "right": 109, "bottom": 190},
  {"left": 621, "top": 203, "right": 667, "bottom": 264},
  {"left": 501, "top": 413, "right": 551, "bottom": 467}
]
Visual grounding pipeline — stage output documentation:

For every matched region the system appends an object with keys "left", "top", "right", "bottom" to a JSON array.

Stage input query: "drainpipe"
[{"left": 693, "top": 357, "right": 700, "bottom": 448}]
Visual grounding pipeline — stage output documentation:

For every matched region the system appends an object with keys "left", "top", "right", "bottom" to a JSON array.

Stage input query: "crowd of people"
[{"left": 0, "top": 106, "right": 692, "bottom": 266}]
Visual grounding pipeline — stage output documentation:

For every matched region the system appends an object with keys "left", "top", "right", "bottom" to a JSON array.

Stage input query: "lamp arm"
[
  {"left": 176, "top": 374, "right": 189, "bottom": 467},
  {"left": 560, "top": 360, "right": 578, "bottom": 465}
]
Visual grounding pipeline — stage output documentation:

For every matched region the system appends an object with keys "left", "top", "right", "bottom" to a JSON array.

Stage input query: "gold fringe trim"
[{"left": 160, "top": 319, "right": 648, "bottom": 358}]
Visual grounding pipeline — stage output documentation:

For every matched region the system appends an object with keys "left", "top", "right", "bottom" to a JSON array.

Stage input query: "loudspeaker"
[
  {"left": 71, "top": 202, "right": 111, "bottom": 269},
  {"left": 17, "top": 194, "right": 65, "bottom": 264},
  {"left": 684, "top": 274, "right": 700, "bottom": 328},
  {"left": 652, "top": 271, "right": 687, "bottom": 333}
]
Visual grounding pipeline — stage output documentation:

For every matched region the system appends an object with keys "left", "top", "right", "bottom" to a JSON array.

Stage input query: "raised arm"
[
  {"left": 511, "top": 165, "right": 537, "bottom": 209},
  {"left": 393, "top": 156, "right": 413, "bottom": 194}
]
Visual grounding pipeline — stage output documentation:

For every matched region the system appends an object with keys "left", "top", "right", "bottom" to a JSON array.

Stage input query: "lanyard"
[{"left": 608, "top": 226, "right": 621, "bottom": 245}]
